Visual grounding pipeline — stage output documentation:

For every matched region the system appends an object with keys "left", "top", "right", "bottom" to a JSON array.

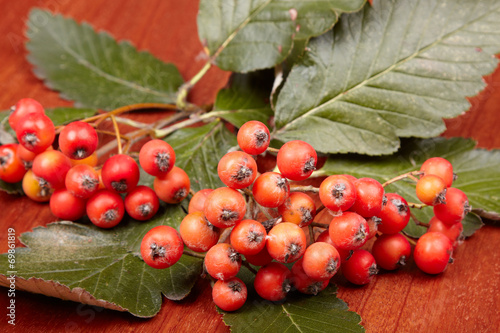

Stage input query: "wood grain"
[{"left": 0, "top": 1, "right": 499, "bottom": 332}]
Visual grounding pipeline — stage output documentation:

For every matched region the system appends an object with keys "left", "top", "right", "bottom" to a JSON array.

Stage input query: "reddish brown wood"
[{"left": 0, "top": 1, "right": 499, "bottom": 332}]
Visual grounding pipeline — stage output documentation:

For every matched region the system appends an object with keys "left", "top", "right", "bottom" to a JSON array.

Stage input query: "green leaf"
[
  {"left": 26, "top": 9, "right": 184, "bottom": 110},
  {"left": 0, "top": 179, "right": 23, "bottom": 195},
  {"left": 0, "top": 205, "right": 201, "bottom": 317},
  {"left": 321, "top": 137, "right": 500, "bottom": 238},
  {"left": 198, "top": 0, "right": 366, "bottom": 72},
  {"left": 44, "top": 107, "right": 97, "bottom": 126},
  {"left": 220, "top": 267, "right": 363, "bottom": 332},
  {"left": 213, "top": 72, "right": 274, "bottom": 128},
  {"left": 462, "top": 212, "right": 484, "bottom": 238},
  {"left": 275, "top": 0, "right": 500, "bottom": 155},
  {"left": 163, "top": 121, "right": 237, "bottom": 192}
]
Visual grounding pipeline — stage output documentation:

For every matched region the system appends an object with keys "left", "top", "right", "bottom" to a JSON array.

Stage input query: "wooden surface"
[{"left": 1, "top": 1, "right": 499, "bottom": 332}]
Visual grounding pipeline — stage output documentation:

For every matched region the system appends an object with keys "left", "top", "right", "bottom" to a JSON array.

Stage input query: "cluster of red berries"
[{"left": 0, "top": 98, "right": 190, "bottom": 229}]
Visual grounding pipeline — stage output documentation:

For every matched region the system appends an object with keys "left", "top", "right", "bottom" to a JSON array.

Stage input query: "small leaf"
[
  {"left": 198, "top": 0, "right": 366, "bottom": 72},
  {"left": 0, "top": 179, "right": 23, "bottom": 195},
  {"left": 462, "top": 212, "right": 484, "bottom": 238},
  {"left": 275, "top": 0, "right": 500, "bottom": 155},
  {"left": 0, "top": 205, "right": 200, "bottom": 317},
  {"left": 321, "top": 138, "right": 500, "bottom": 238},
  {"left": 26, "top": 9, "right": 184, "bottom": 110},
  {"left": 44, "top": 107, "right": 97, "bottom": 126},
  {"left": 213, "top": 72, "right": 274, "bottom": 127},
  {"left": 163, "top": 121, "right": 238, "bottom": 192}
]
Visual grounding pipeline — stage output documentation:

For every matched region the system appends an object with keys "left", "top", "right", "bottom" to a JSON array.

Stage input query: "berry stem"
[
  {"left": 400, "top": 233, "right": 417, "bottom": 246},
  {"left": 110, "top": 115, "right": 123, "bottom": 154},
  {"left": 176, "top": 61, "right": 212, "bottom": 110},
  {"left": 407, "top": 202, "right": 428, "bottom": 209},
  {"left": 218, "top": 227, "right": 233, "bottom": 244},
  {"left": 183, "top": 249, "right": 206, "bottom": 259},
  {"left": 308, "top": 224, "right": 315, "bottom": 246},
  {"left": 382, "top": 171, "right": 423, "bottom": 188},
  {"left": 241, "top": 260, "right": 258, "bottom": 275},
  {"left": 311, "top": 222, "right": 330, "bottom": 229},
  {"left": 290, "top": 185, "right": 319, "bottom": 193},
  {"left": 266, "top": 147, "right": 280, "bottom": 154},
  {"left": 410, "top": 211, "right": 429, "bottom": 227}
]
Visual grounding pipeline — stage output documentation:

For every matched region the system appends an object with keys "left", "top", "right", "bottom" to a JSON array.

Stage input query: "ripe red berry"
[
  {"left": 237, "top": 120, "right": 270, "bottom": 155},
  {"left": 342, "top": 249, "right": 378, "bottom": 285},
  {"left": 101, "top": 154, "right": 140, "bottom": 193},
  {"left": 217, "top": 151, "right": 257, "bottom": 189},
  {"left": 254, "top": 262, "right": 291, "bottom": 301},
  {"left": 414, "top": 232, "right": 453, "bottom": 274},
  {"left": 139, "top": 139, "right": 176, "bottom": 176},
  {"left": 433, "top": 187, "right": 470, "bottom": 225},
  {"left": 319, "top": 175, "right": 357, "bottom": 212},
  {"left": 0, "top": 144, "right": 26, "bottom": 183},
  {"left": 140, "top": 225, "right": 184, "bottom": 269},
  {"left": 291, "top": 258, "right": 329, "bottom": 295},
  {"left": 277, "top": 192, "right": 316, "bottom": 227},
  {"left": 371, "top": 233, "right": 411, "bottom": 270},
  {"left": 212, "top": 277, "right": 248, "bottom": 312},
  {"left": 32, "top": 150, "right": 71, "bottom": 189},
  {"left": 153, "top": 166, "right": 190, "bottom": 204},
  {"left": 252, "top": 172, "right": 290, "bottom": 208},
  {"left": 243, "top": 246, "right": 274, "bottom": 267},
  {"left": 86, "top": 189, "right": 125, "bottom": 228},
  {"left": 350, "top": 178, "right": 385, "bottom": 218},
  {"left": 302, "top": 242, "right": 340, "bottom": 281},
  {"left": 22, "top": 169, "right": 53, "bottom": 202},
  {"left": 416, "top": 174, "right": 447, "bottom": 206},
  {"left": 204, "top": 243, "right": 242, "bottom": 281},
  {"left": 428, "top": 216, "right": 463, "bottom": 248},
  {"left": 16, "top": 113, "right": 55, "bottom": 154},
  {"left": 365, "top": 216, "right": 381, "bottom": 240},
  {"left": 329, "top": 212, "right": 368, "bottom": 250},
  {"left": 277, "top": 140, "right": 317, "bottom": 181},
  {"left": 420, "top": 157, "right": 454, "bottom": 187},
  {"left": 59, "top": 121, "right": 98, "bottom": 160},
  {"left": 230, "top": 219, "right": 267, "bottom": 256},
  {"left": 65, "top": 164, "right": 100, "bottom": 199},
  {"left": 124, "top": 185, "right": 160, "bottom": 221},
  {"left": 203, "top": 187, "right": 246, "bottom": 228},
  {"left": 9, "top": 98, "right": 44, "bottom": 131},
  {"left": 266, "top": 222, "right": 306, "bottom": 263},
  {"left": 49, "top": 188, "right": 86, "bottom": 221},
  {"left": 179, "top": 211, "right": 220, "bottom": 252},
  {"left": 377, "top": 193, "right": 410, "bottom": 234},
  {"left": 188, "top": 188, "right": 213, "bottom": 214}
]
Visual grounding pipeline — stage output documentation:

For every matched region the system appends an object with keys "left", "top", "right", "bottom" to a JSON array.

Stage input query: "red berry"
[
  {"left": 428, "top": 216, "right": 463, "bottom": 248},
  {"left": 277, "top": 192, "right": 316, "bottom": 227},
  {"left": 203, "top": 187, "right": 246, "bottom": 228},
  {"left": 49, "top": 188, "right": 86, "bottom": 221},
  {"left": 291, "top": 258, "right": 329, "bottom": 295},
  {"left": 237, "top": 121, "right": 270, "bottom": 155},
  {"left": 243, "top": 246, "right": 274, "bottom": 267},
  {"left": 377, "top": 193, "right": 410, "bottom": 234},
  {"left": 212, "top": 278, "right": 248, "bottom": 312},
  {"left": 416, "top": 174, "right": 447, "bottom": 206},
  {"left": 16, "top": 113, "right": 55, "bottom": 154},
  {"left": 140, "top": 225, "right": 184, "bottom": 269},
  {"left": 252, "top": 172, "right": 290, "bottom": 208},
  {"left": 32, "top": 150, "right": 71, "bottom": 189},
  {"left": 254, "top": 262, "right": 291, "bottom": 301},
  {"left": 319, "top": 175, "right": 357, "bottom": 212},
  {"left": 266, "top": 222, "right": 306, "bottom": 263},
  {"left": 0, "top": 144, "right": 26, "bottom": 183},
  {"left": 22, "top": 169, "right": 53, "bottom": 202},
  {"left": 433, "top": 187, "right": 470, "bottom": 225},
  {"left": 230, "top": 219, "right": 267, "bottom": 256},
  {"left": 179, "top": 211, "right": 220, "bottom": 252},
  {"left": 217, "top": 151, "right": 257, "bottom": 189},
  {"left": 371, "top": 233, "right": 411, "bottom": 270},
  {"left": 124, "top": 185, "right": 160, "bottom": 221},
  {"left": 342, "top": 249, "right": 378, "bottom": 285},
  {"left": 188, "top": 188, "right": 213, "bottom": 214},
  {"left": 204, "top": 243, "right": 242, "bottom": 281},
  {"left": 139, "top": 139, "right": 176, "bottom": 176},
  {"left": 329, "top": 212, "right": 368, "bottom": 250},
  {"left": 277, "top": 140, "right": 317, "bottom": 181},
  {"left": 153, "top": 166, "right": 190, "bottom": 204},
  {"left": 65, "top": 164, "right": 100, "bottom": 199},
  {"left": 101, "top": 154, "right": 140, "bottom": 193},
  {"left": 350, "top": 178, "right": 385, "bottom": 218},
  {"left": 302, "top": 242, "right": 340, "bottom": 281},
  {"left": 420, "top": 157, "right": 454, "bottom": 187},
  {"left": 59, "top": 121, "right": 98, "bottom": 160},
  {"left": 86, "top": 189, "right": 125, "bottom": 228},
  {"left": 9, "top": 98, "right": 44, "bottom": 131},
  {"left": 414, "top": 232, "right": 453, "bottom": 274}
]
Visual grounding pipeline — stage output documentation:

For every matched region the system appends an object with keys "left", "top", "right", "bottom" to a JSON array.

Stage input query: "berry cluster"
[{"left": 0, "top": 98, "right": 190, "bottom": 229}]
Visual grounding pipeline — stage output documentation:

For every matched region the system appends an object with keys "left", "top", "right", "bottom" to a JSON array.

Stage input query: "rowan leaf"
[
  {"left": 198, "top": 0, "right": 366, "bottom": 72},
  {"left": 26, "top": 9, "right": 184, "bottom": 110},
  {"left": 275, "top": 0, "right": 500, "bottom": 155},
  {"left": 0, "top": 205, "right": 201, "bottom": 318},
  {"left": 320, "top": 137, "right": 498, "bottom": 238}
]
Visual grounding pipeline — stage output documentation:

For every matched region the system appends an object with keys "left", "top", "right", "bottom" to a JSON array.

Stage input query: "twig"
[
  {"left": 311, "top": 222, "right": 329, "bottom": 229},
  {"left": 110, "top": 115, "right": 122, "bottom": 154},
  {"left": 382, "top": 171, "right": 423, "bottom": 188},
  {"left": 290, "top": 185, "right": 319, "bottom": 193},
  {"left": 400, "top": 233, "right": 417, "bottom": 246},
  {"left": 242, "top": 260, "right": 258, "bottom": 275},
  {"left": 218, "top": 227, "right": 233, "bottom": 244},
  {"left": 408, "top": 202, "right": 428, "bottom": 209},
  {"left": 183, "top": 249, "right": 205, "bottom": 259}
]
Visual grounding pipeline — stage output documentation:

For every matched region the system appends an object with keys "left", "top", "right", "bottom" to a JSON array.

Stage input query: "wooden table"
[{"left": 1, "top": 1, "right": 499, "bottom": 332}]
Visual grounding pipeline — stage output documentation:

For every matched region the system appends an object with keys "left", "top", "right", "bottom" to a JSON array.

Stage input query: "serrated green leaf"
[
  {"left": 213, "top": 72, "right": 274, "bottom": 128},
  {"left": 198, "top": 0, "right": 366, "bottom": 72},
  {"left": 321, "top": 137, "right": 500, "bottom": 238},
  {"left": 45, "top": 107, "right": 98, "bottom": 126},
  {"left": 0, "top": 205, "right": 200, "bottom": 317},
  {"left": 275, "top": 0, "right": 500, "bottom": 155},
  {"left": 26, "top": 9, "right": 184, "bottom": 110},
  {"left": 162, "top": 121, "right": 237, "bottom": 192}
]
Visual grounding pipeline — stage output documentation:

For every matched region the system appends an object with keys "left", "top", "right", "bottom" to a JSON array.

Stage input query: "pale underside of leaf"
[
  {"left": 26, "top": 9, "right": 184, "bottom": 110},
  {"left": 275, "top": 0, "right": 500, "bottom": 155},
  {"left": 198, "top": 0, "right": 366, "bottom": 72}
]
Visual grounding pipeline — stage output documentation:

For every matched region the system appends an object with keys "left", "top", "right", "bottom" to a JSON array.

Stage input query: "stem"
[
  {"left": 183, "top": 249, "right": 205, "bottom": 259},
  {"left": 408, "top": 202, "right": 428, "bottom": 209},
  {"left": 266, "top": 147, "right": 279, "bottom": 154},
  {"left": 410, "top": 211, "right": 429, "bottom": 227},
  {"left": 311, "top": 222, "right": 329, "bottom": 229},
  {"left": 95, "top": 129, "right": 129, "bottom": 141},
  {"left": 218, "top": 227, "right": 233, "bottom": 244},
  {"left": 290, "top": 185, "right": 319, "bottom": 193},
  {"left": 401, "top": 233, "right": 417, "bottom": 246},
  {"left": 242, "top": 260, "right": 258, "bottom": 275},
  {"left": 176, "top": 61, "right": 212, "bottom": 109},
  {"left": 308, "top": 224, "right": 315, "bottom": 246},
  {"left": 154, "top": 114, "right": 207, "bottom": 138},
  {"left": 114, "top": 116, "right": 149, "bottom": 129},
  {"left": 110, "top": 115, "right": 122, "bottom": 154},
  {"left": 382, "top": 171, "right": 422, "bottom": 188}
]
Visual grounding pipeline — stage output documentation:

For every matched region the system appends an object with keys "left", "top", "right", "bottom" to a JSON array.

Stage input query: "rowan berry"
[
  {"left": 278, "top": 192, "right": 316, "bottom": 227},
  {"left": 139, "top": 139, "right": 176, "bottom": 176},
  {"left": 291, "top": 258, "right": 329, "bottom": 295},
  {"left": 212, "top": 278, "right": 248, "bottom": 312},
  {"left": 86, "top": 189, "right": 125, "bottom": 228},
  {"left": 252, "top": 172, "right": 289, "bottom": 208},
  {"left": 254, "top": 262, "right": 291, "bottom": 301},
  {"left": 32, "top": 150, "right": 71, "bottom": 189},
  {"left": 414, "top": 232, "right": 453, "bottom": 274},
  {"left": 8, "top": 98, "right": 44, "bottom": 131},
  {"left": 59, "top": 121, "right": 98, "bottom": 160},
  {"left": 0, "top": 144, "right": 26, "bottom": 183},
  {"left": 341, "top": 249, "right": 378, "bottom": 285},
  {"left": 230, "top": 219, "right": 267, "bottom": 256},
  {"left": 203, "top": 187, "right": 246, "bottom": 228},
  {"left": 433, "top": 187, "right": 470, "bottom": 225},
  {"left": 22, "top": 169, "right": 53, "bottom": 202},
  {"left": 416, "top": 174, "right": 447, "bottom": 206},
  {"left": 179, "top": 211, "right": 220, "bottom": 252},
  {"left": 204, "top": 243, "right": 242, "bottom": 281},
  {"left": 243, "top": 246, "right": 274, "bottom": 267},
  {"left": 371, "top": 233, "right": 411, "bottom": 270},
  {"left": 140, "top": 225, "right": 184, "bottom": 269},
  {"left": 237, "top": 120, "right": 270, "bottom": 155},
  {"left": 277, "top": 140, "right": 317, "bottom": 181},
  {"left": 153, "top": 166, "right": 190, "bottom": 204},
  {"left": 49, "top": 188, "right": 86, "bottom": 221},
  {"left": 377, "top": 193, "right": 410, "bottom": 234},
  {"left": 266, "top": 222, "right": 306, "bottom": 263},
  {"left": 101, "top": 154, "right": 140, "bottom": 193},
  {"left": 65, "top": 164, "right": 99, "bottom": 199},
  {"left": 16, "top": 113, "right": 55, "bottom": 154},
  {"left": 428, "top": 216, "right": 463, "bottom": 248},
  {"left": 319, "top": 175, "right": 357, "bottom": 212},
  {"left": 420, "top": 157, "right": 454, "bottom": 187},
  {"left": 350, "top": 178, "right": 385, "bottom": 218},
  {"left": 329, "top": 212, "right": 368, "bottom": 250},
  {"left": 124, "top": 185, "right": 160, "bottom": 221},
  {"left": 217, "top": 151, "right": 257, "bottom": 189},
  {"left": 188, "top": 188, "right": 213, "bottom": 214},
  {"left": 302, "top": 242, "right": 340, "bottom": 281}
]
